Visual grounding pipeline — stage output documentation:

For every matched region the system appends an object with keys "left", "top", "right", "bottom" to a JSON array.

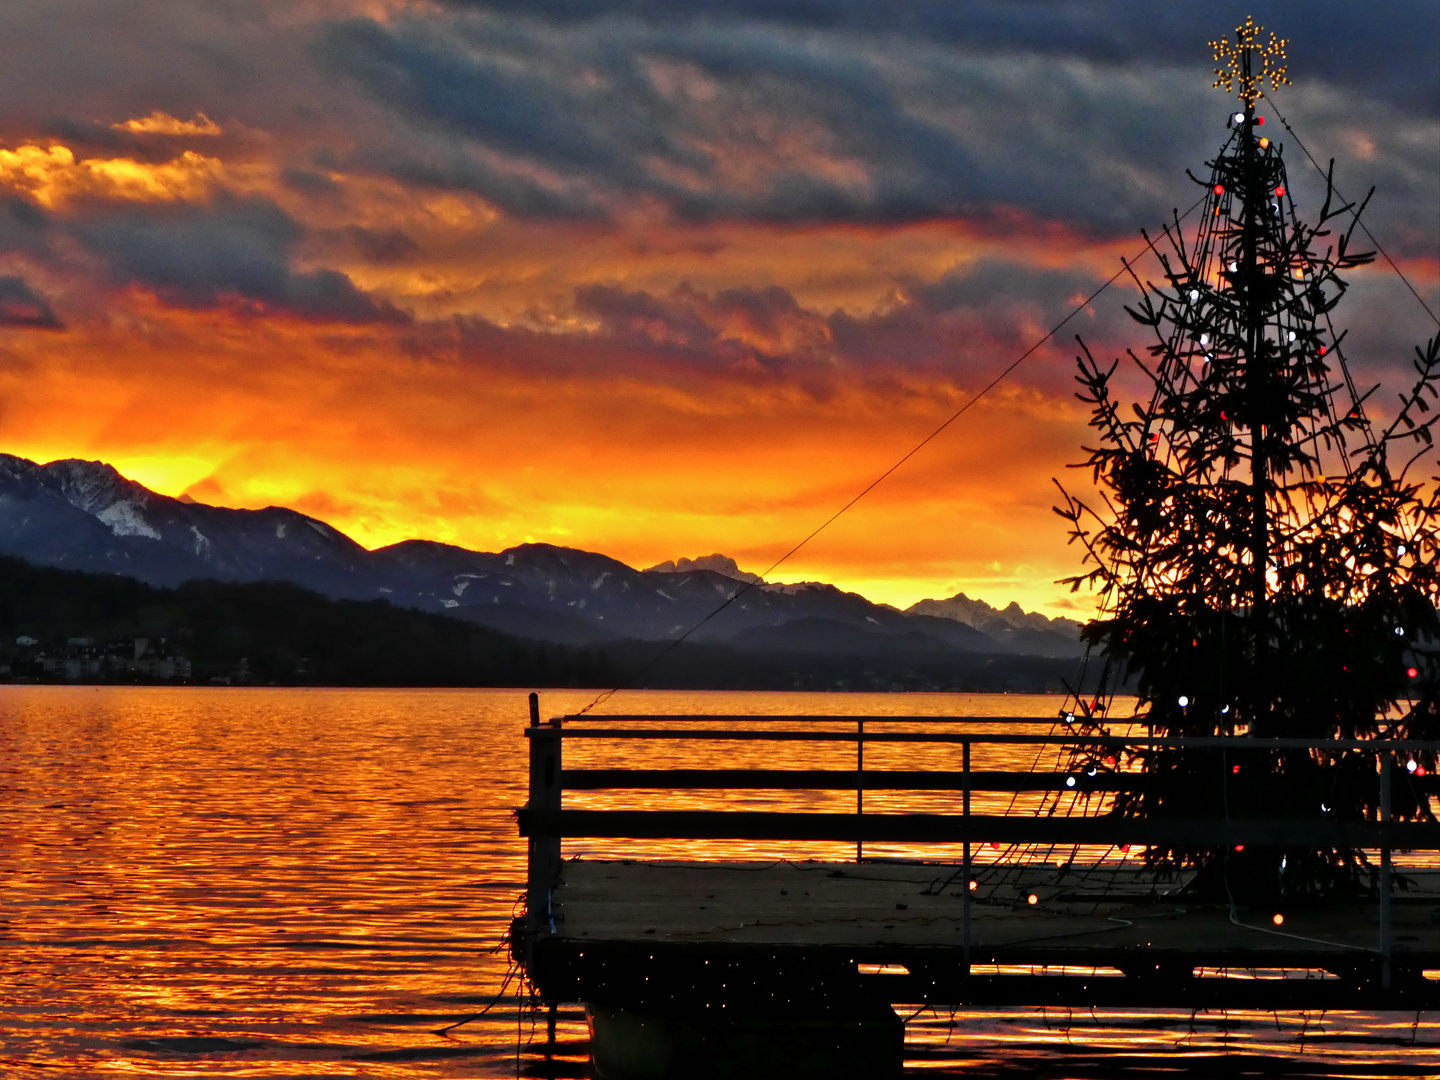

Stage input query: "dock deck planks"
[{"left": 555, "top": 859, "right": 1440, "bottom": 960}]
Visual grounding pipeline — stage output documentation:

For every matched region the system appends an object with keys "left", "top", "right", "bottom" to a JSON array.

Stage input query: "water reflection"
[{"left": 0, "top": 686, "right": 1432, "bottom": 1076}]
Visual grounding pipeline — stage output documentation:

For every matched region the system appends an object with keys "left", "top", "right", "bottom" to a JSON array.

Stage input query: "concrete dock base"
[{"left": 586, "top": 1000, "right": 904, "bottom": 1080}]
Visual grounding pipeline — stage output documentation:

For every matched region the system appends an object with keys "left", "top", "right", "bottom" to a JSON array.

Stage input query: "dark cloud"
[
  {"left": 339, "top": 225, "right": 419, "bottom": 265},
  {"left": 440, "top": 1, "right": 1440, "bottom": 117},
  {"left": 0, "top": 275, "right": 62, "bottom": 329},
  {"left": 73, "top": 195, "right": 408, "bottom": 324},
  {"left": 316, "top": 7, "right": 1437, "bottom": 248},
  {"left": 0, "top": 196, "right": 50, "bottom": 257}
]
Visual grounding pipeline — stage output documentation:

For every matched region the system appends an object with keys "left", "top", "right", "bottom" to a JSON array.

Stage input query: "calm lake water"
[{"left": 1, "top": 686, "right": 1434, "bottom": 1077}]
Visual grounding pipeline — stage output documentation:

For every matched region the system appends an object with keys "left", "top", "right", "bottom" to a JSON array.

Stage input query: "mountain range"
[{"left": 0, "top": 453, "right": 1085, "bottom": 661}]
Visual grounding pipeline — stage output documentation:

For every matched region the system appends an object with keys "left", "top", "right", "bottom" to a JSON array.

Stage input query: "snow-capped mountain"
[
  {"left": 906, "top": 593, "right": 1085, "bottom": 659},
  {"left": 0, "top": 453, "right": 1084, "bottom": 657}
]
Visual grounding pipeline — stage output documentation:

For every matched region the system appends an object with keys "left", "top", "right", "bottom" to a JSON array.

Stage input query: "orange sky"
[{"left": 0, "top": 3, "right": 1435, "bottom": 617}]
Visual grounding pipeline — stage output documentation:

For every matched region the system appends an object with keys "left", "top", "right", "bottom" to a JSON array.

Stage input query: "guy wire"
[
  {"left": 575, "top": 196, "right": 1207, "bottom": 715},
  {"left": 1262, "top": 90, "right": 1439, "bottom": 329}
]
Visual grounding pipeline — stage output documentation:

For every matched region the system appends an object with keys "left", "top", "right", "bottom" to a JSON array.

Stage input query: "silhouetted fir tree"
[{"left": 1054, "top": 19, "right": 1440, "bottom": 904}]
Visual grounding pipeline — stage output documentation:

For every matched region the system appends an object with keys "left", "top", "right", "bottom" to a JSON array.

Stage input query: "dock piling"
[
  {"left": 963, "top": 737, "right": 971, "bottom": 971},
  {"left": 856, "top": 718, "right": 864, "bottom": 863},
  {"left": 526, "top": 693, "right": 563, "bottom": 954},
  {"left": 1380, "top": 749, "right": 1393, "bottom": 991}
]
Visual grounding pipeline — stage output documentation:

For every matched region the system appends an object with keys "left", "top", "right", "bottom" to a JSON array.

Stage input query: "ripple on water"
[{"left": 1, "top": 686, "right": 1433, "bottom": 1077}]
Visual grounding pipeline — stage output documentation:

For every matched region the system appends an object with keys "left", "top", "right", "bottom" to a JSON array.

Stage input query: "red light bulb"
[
  {"left": 1408, "top": 667, "right": 1419, "bottom": 678},
  {"left": 1275, "top": 186, "right": 1286, "bottom": 197},
  {"left": 1255, "top": 116, "right": 1264, "bottom": 126},
  {"left": 1214, "top": 184, "right": 1225, "bottom": 195},
  {"left": 1232, "top": 765, "right": 1241, "bottom": 774}
]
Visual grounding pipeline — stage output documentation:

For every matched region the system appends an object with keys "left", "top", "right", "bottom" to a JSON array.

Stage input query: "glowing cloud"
[
  {"left": 0, "top": 144, "right": 223, "bottom": 207},
  {"left": 112, "top": 111, "right": 222, "bottom": 137}
]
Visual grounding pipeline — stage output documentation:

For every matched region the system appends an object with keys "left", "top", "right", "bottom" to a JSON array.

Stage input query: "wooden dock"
[
  {"left": 534, "top": 859, "right": 1440, "bottom": 1010},
  {"left": 515, "top": 699, "right": 1440, "bottom": 1034}
]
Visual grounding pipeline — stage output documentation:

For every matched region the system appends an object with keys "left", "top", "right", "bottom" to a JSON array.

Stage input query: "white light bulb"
[
  {"left": 1398, "top": 545, "right": 1407, "bottom": 556},
  {"left": 1396, "top": 627, "right": 1405, "bottom": 636},
  {"left": 1221, "top": 705, "right": 1231, "bottom": 715},
  {"left": 1178, "top": 695, "right": 1190, "bottom": 708},
  {"left": 1063, "top": 712, "right": 1074, "bottom": 724},
  {"left": 1189, "top": 289, "right": 1200, "bottom": 301},
  {"left": 1234, "top": 112, "right": 1245, "bottom": 124},
  {"left": 1287, "top": 331, "right": 1296, "bottom": 342},
  {"left": 1408, "top": 760, "right": 1419, "bottom": 774},
  {"left": 1065, "top": 776, "right": 1077, "bottom": 788},
  {"left": 1320, "top": 803, "right": 1329, "bottom": 813},
  {"left": 1200, "top": 334, "right": 1210, "bottom": 345},
  {"left": 1229, "top": 261, "right": 1238, "bottom": 272},
  {"left": 1087, "top": 766, "right": 1098, "bottom": 777}
]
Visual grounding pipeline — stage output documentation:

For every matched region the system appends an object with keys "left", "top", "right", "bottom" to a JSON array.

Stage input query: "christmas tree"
[{"left": 1055, "top": 17, "right": 1440, "bottom": 904}]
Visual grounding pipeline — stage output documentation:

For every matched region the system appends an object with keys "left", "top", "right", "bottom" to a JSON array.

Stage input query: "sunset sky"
[{"left": 0, "top": 1, "right": 1435, "bottom": 616}]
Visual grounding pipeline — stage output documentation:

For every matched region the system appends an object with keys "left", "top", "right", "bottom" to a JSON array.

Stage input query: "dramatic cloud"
[
  {"left": 73, "top": 195, "right": 408, "bottom": 323},
  {"left": 0, "top": 0, "right": 1432, "bottom": 612}
]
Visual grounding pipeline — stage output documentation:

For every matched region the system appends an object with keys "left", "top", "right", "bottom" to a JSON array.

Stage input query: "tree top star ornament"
[{"left": 1212, "top": 15, "right": 1290, "bottom": 109}]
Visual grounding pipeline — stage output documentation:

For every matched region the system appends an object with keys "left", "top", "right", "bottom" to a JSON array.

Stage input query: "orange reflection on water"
[{"left": 0, "top": 686, "right": 1433, "bottom": 1077}]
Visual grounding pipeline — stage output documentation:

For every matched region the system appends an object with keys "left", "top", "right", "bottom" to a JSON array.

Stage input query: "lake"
[{"left": 1, "top": 685, "right": 1434, "bottom": 1076}]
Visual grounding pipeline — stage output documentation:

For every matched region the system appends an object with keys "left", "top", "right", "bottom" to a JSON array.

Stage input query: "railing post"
[
  {"left": 1379, "top": 749, "right": 1392, "bottom": 991},
  {"left": 856, "top": 717, "right": 864, "bottom": 863},
  {"left": 527, "top": 692, "right": 563, "bottom": 951},
  {"left": 963, "top": 737, "right": 972, "bottom": 972}
]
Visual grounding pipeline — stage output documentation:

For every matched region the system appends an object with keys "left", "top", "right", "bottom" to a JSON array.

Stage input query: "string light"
[
  {"left": 1408, "top": 667, "right": 1419, "bottom": 678},
  {"left": 1065, "top": 776, "right": 1077, "bottom": 788},
  {"left": 1190, "top": 289, "right": 1201, "bottom": 301},
  {"left": 1214, "top": 184, "right": 1225, "bottom": 195},
  {"left": 1178, "top": 695, "right": 1190, "bottom": 707},
  {"left": 1395, "top": 627, "right": 1404, "bottom": 636},
  {"left": 968, "top": 879, "right": 977, "bottom": 891},
  {"left": 1287, "top": 331, "right": 1297, "bottom": 342},
  {"left": 1234, "top": 844, "right": 1245, "bottom": 852},
  {"left": 1275, "top": 185, "right": 1286, "bottom": 197},
  {"left": 1258, "top": 137, "right": 1270, "bottom": 149},
  {"left": 1397, "top": 545, "right": 1407, "bottom": 556},
  {"left": 1272, "top": 913, "right": 1284, "bottom": 926},
  {"left": 1408, "top": 760, "right": 1418, "bottom": 774},
  {"left": 1027, "top": 893, "right": 1039, "bottom": 906}
]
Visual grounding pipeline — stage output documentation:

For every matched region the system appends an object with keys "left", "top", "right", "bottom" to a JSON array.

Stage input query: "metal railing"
[{"left": 519, "top": 693, "right": 1440, "bottom": 988}]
